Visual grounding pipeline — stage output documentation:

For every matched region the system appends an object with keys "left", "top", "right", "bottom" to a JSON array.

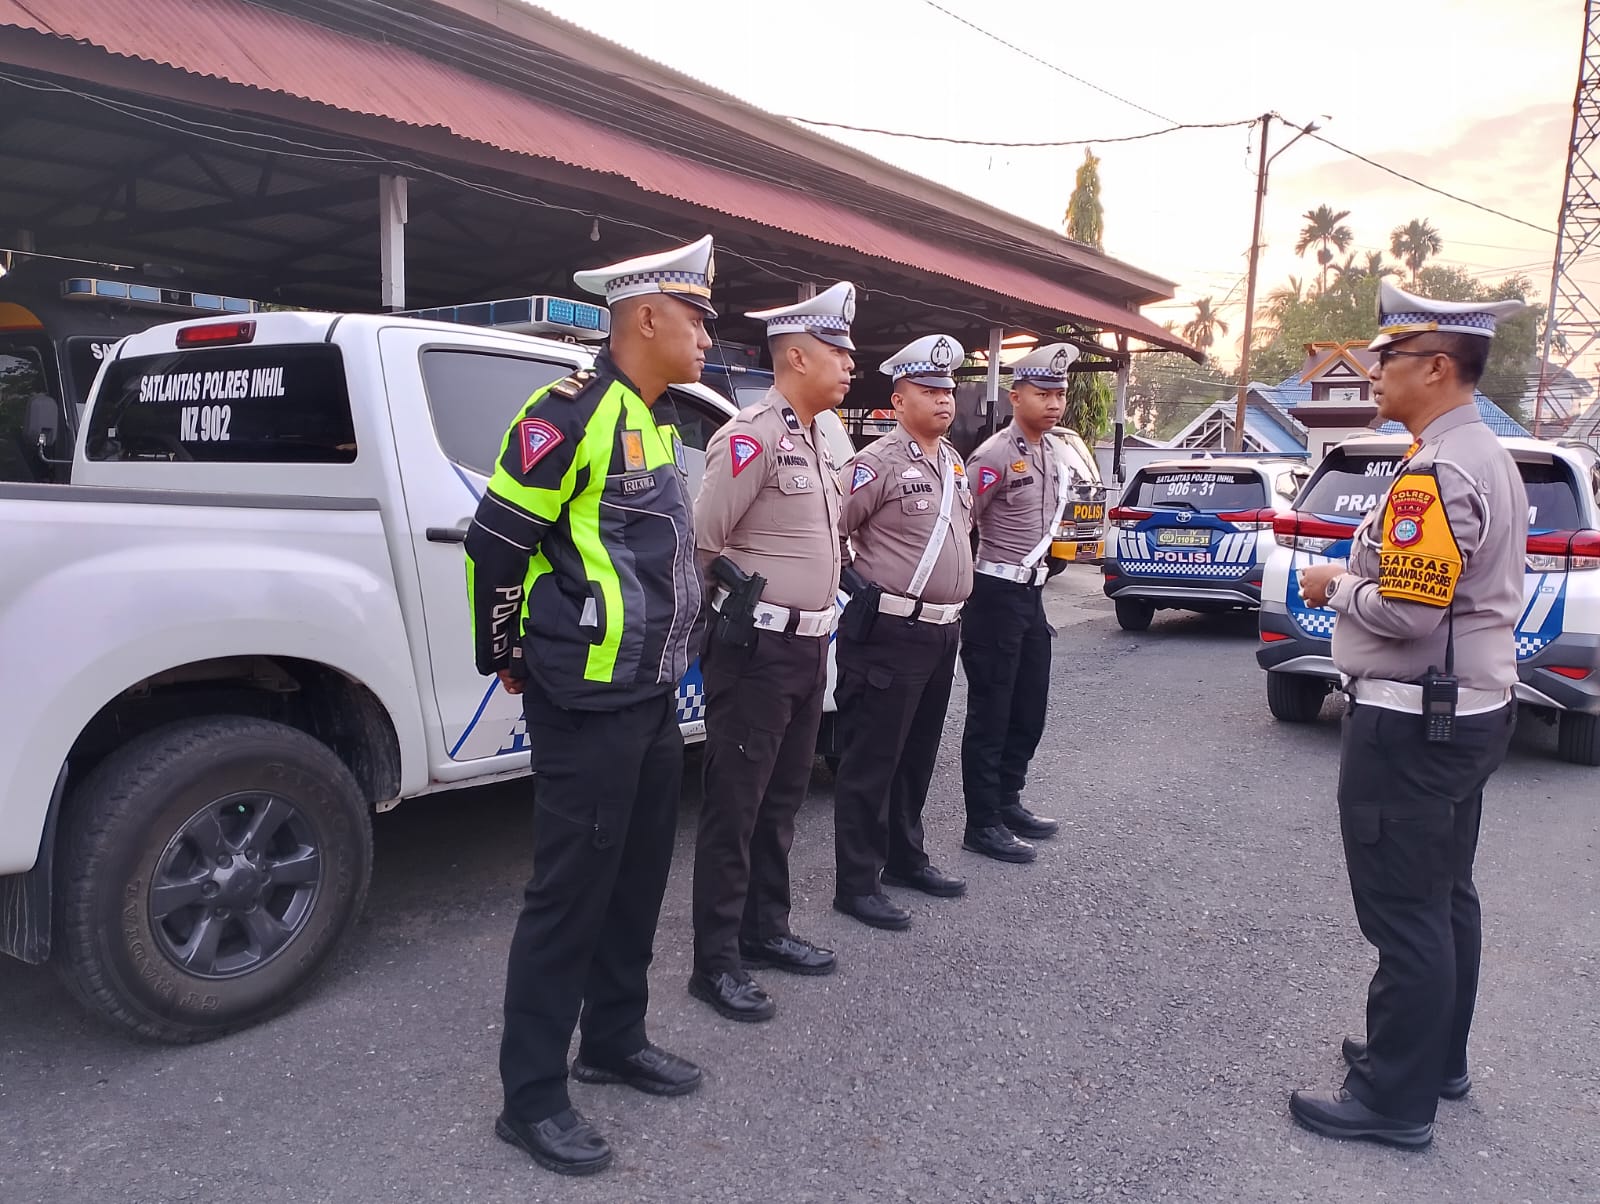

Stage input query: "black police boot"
[
  {"left": 963, "top": 825, "right": 1037, "bottom": 863},
  {"left": 688, "top": 969, "right": 777, "bottom": 1022},
  {"left": 738, "top": 934, "right": 838, "bottom": 975},
  {"left": 832, "top": 892, "right": 913, "bottom": 931},
  {"left": 572, "top": 1043, "right": 703, "bottom": 1097},
  {"left": 1288, "top": 1088, "right": 1433, "bottom": 1149},
  {"left": 881, "top": 864, "right": 968, "bottom": 897},
  {"left": 495, "top": 1107, "right": 613, "bottom": 1176},
  {"left": 999, "top": 802, "right": 1059, "bottom": 840},
  {"left": 1342, "top": 1036, "right": 1471, "bottom": 1100}
]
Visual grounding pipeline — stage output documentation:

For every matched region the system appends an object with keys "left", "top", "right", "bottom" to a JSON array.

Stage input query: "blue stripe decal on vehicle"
[{"left": 449, "top": 678, "right": 501, "bottom": 759}]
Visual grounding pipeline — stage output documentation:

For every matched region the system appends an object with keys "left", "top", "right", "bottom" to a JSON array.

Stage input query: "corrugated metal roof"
[{"left": 0, "top": 0, "right": 1191, "bottom": 353}]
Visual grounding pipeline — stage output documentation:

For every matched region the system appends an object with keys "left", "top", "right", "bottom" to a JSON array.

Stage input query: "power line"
[
  {"left": 1299, "top": 127, "right": 1557, "bottom": 237},
  {"left": 919, "top": 0, "right": 1175, "bottom": 124},
  {"left": 777, "top": 116, "right": 1257, "bottom": 149}
]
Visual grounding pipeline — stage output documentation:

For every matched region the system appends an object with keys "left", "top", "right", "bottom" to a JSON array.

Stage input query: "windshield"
[
  {"left": 0, "top": 335, "right": 55, "bottom": 482},
  {"left": 1130, "top": 467, "right": 1266, "bottom": 511}
]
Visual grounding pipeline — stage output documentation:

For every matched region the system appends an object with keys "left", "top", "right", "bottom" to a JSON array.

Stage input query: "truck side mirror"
[{"left": 24, "top": 394, "right": 72, "bottom": 464}]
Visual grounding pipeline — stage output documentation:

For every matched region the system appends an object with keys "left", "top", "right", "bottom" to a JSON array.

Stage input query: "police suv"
[
  {"left": 0, "top": 297, "right": 853, "bottom": 1043},
  {"left": 1258, "top": 432, "right": 1600, "bottom": 765},
  {"left": 1102, "top": 455, "right": 1310, "bottom": 630}
]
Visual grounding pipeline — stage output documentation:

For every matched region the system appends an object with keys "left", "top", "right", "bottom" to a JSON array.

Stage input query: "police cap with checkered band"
[
  {"left": 1368, "top": 279, "right": 1527, "bottom": 351},
  {"left": 880, "top": 333, "right": 965, "bottom": 390},
  {"left": 1008, "top": 341, "right": 1080, "bottom": 389},
  {"left": 573, "top": 233, "right": 717, "bottom": 317},
  {"left": 746, "top": 281, "right": 857, "bottom": 350}
]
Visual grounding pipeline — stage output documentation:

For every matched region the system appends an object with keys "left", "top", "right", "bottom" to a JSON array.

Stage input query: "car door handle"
[{"left": 426, "top": 526, "right": 468, "bottom": 544}]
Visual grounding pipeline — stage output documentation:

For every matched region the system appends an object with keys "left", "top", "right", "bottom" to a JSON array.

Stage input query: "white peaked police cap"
[
  {"left": 1009, "top": 342, "right": 1080, "bottom": 389},
  {"left": 572, "top": 233, "right": 717, "bottom": 316},
  {"left": 880, "top": 333, "right": 965, "bottom": 389},
  {"left": 1368, "top": 279, "right": 1527, "bottom": 350},
  {"left": 746, "top": 281, "right": 857, "bottom": 350}
]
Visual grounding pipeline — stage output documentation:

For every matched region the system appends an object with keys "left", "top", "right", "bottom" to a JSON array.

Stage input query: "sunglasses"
[{"left": 1376, "top": 347, "right": 1457, "bottom": 367}]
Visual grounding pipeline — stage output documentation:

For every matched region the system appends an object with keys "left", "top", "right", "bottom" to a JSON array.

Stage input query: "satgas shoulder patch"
[
  {"left": 729, "top": 433, "right": 764, "bottom": 477},
  {"left": 977, "top": 466, "right": 1002, "bottom": 496},
  {"left": 518, "top": 416, "right": 564, "bottom": 473},
  {"left": 1377, "top": 470, "right": 1462, "bottom": 606},
  {"left": 851, "top": 461, "right": 878, "bottom": 493}
]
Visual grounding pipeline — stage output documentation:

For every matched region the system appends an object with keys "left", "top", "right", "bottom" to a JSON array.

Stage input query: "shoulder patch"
[
  {"left": 546, "top": 368, "right": 596, "bottom": 400},
  {"left": 729, "top": 433, "right": 764, "bottom": 477},
  {"left": 851, "top": 462, "right": 879, "bottom": 493},
  {"left": 977, "top": 466, "right": 1002, "bottom": 496},
  {"left": 518, "top": 417, "right": 565, "bottom": 474},
  {"left": 1377, "top": 470, "right": 1462, "bottom": 607}
]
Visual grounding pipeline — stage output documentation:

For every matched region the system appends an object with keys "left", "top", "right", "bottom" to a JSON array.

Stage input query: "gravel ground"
[{"left": 3, "top": 566, "right": 1597, "bottom": 1203}]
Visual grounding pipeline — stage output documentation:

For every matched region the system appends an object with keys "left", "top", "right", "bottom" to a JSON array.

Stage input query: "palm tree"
[
  {"left": 1258, "top": 276, "right": 1304, "bottom": 326},
  {"left": 1293, "top": 205, "right": 1354, "bottom": 294},
  {"left": 1181, "top": 297, "right": 1228, "bottom": 355},
  {"left": 1390, "top": 219, "right": 1443, "bottom": 286},
  {"left": 1362, "top": 251, "right": 1398, "bottom": 281}
]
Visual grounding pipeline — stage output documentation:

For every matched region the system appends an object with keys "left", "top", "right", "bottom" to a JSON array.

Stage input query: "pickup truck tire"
[
  {"left": 55, "top": 717, "right": 373, "bottom": 1043},
  {"left": 1557, "top": 711, "right": 1600, "bottom": 766},
  {"left": 1266, "top": 671, "right": 1329, "bottom": 723},
  {"left": 1114, "top": 598, "right": 1155, "bottom": 632}
]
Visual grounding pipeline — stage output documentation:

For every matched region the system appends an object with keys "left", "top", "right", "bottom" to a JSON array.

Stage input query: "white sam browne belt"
[
  {"left": 711, "top": 587, "right": 835, "bottom": 637},
  {"left": 1343, "top": 677, "right": 1511, "bottom": 716},
  {"left": 878, "top": 593, "right": 963, "bottom": 625},
  {"left": 974, "top": 558, "right": 1049, "bottom": 587}
]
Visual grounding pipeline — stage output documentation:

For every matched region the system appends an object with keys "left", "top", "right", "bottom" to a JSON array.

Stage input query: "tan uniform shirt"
[
  {"left": 695, "top": 387, "right": 843, "bottom": 612},
  {"left": 840, "top": 429, "right": 974, "bottom": 605},
  {"left": 1329, "top": 404, "right": 1528, "bottom": 691},
  {"left": 968, "top": 421, "right": 1066, "bottom": 564}
]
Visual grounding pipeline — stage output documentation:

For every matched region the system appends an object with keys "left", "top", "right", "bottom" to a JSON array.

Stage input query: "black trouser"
[
  {"left": 833, "top": 617, "right": 960, "bottom": 896},
  {"left": 1336, "top": 696, "right": 1515, "bottom": 1124},
  {"left": 959, "top": 574, "right": 1052, "bottom": 829},
  {"left": 692, "top": 628, "right": 829, "bottom": 973},
  {"left": 499, "top": 682, "right": 682, "bottom": 1122}
]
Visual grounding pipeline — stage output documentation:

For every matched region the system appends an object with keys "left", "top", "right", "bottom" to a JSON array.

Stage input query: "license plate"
[
  {"left": 1075, "top": 540, "right": 1102, "bottom": 561},
  {"left": 1072, "top": 502, "right": 1104, "bottom": 522},
  {"left": 1156, "top": 528, "right": 1210, "bottom": 547}
]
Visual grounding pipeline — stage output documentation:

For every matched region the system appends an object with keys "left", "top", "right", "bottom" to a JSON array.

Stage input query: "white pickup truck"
[{"left": 0, "top": 303, "right": 853, "bottom": 1043}]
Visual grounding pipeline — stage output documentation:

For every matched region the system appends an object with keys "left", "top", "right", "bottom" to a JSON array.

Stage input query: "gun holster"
[
  {"left": 840, "top": 564, "right": 882, "bottom": 641},
  {"left": 710, "top": 555, "right": 765, "bottom": 649}
]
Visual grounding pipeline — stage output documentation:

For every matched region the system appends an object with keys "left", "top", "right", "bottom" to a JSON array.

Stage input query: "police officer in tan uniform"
[
  {"left": 832, "top": 335, "right": 975, "bottom": 931},
  {"left": 958, "top": 342, "right": 1079, "bottom": 863},
  {"left": 689, "top": 282, "right": 853, "bottom": 1021},
  {"left": 1290, "top": 282, "right": 1530, "bottom": 1149}
]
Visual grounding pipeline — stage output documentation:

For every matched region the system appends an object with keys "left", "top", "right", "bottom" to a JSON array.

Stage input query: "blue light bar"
[
  {"left": 397, "top": 294, "right": 611, "bottom": 342},
  {"left": 61, "top": 278, "right": 261, "bottom": 315}
]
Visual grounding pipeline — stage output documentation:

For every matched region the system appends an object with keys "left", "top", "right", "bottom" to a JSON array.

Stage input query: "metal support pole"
[
  {"left": 985, "top": 325, "right": 1003, "bottom": 435},
  {"left": 1113, "top": 334, "right": 1129, "bottom": 485},
  {"left": 797, "top": 282, "right": 818, "bottom": 301},
  {"left": 1232, "top": 114, "right": 1272, "bottom": 453},
  {"left": 379, "top": 174, "right": 408, "bottom": 312}
]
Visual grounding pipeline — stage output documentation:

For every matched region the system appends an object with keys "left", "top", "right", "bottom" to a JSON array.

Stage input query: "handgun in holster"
[
  {"left": 710, "top": 555, "right": 766, "bottom": 649},
  {"left": 840, "top": 564, "right": 882, "bottom": 641}
]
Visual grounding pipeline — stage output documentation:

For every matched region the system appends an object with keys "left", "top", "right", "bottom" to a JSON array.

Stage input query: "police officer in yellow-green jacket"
[{"left": 464, "top": 236, "right": 715, "bottom": 1178}]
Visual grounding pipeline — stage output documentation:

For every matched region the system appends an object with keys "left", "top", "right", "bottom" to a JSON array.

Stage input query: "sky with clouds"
[{"left": 529, "top": 0, "right": 1582, "bottom": 363}]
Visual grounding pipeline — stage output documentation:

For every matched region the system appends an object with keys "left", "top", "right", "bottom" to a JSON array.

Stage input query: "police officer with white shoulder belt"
[
  {"left": 832, "top": 335, "right": 975, "bottom": 931},
  {"left": 1290, "top": 281, "right": 1530, "bottom": 1150},
  {"left": 958, "top": 342, "right": 1079, "bottom": 863}
]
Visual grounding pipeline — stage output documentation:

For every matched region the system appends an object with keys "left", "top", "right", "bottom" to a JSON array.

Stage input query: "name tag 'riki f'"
[{"left": 1377, "top": 471, "right": 1462, "bottom": 606}]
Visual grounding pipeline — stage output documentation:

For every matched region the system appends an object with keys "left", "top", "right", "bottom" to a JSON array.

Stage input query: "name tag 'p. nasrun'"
[{"left": 1377, "top": 471, "right": 1462, "bottom": 607}]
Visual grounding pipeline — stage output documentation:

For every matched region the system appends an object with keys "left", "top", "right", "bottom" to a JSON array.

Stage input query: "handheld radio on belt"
[
  {"left": 1422, "top": 606, "right": 1458, "bottom": 744},
  {"left": 839, "top": 564, "right": 881, "bottom": 640}
]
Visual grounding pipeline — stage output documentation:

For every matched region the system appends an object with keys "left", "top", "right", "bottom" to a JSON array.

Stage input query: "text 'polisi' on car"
[
  {"left": 1257, "top": 431, "right": 1600, "bottom": 765},
  {"left": 1102, "top": 454, "right": 1311, "bottom": 631}
]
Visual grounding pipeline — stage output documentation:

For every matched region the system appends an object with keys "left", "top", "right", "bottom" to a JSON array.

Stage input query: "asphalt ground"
[{"left": 3, "top": 566, "right": 1598, "bottom": 1203}]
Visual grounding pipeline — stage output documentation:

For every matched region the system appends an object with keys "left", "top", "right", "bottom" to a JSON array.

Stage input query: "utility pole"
[{"left": 1230, "top": 114, "right": 1318, "bottom": 451}]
